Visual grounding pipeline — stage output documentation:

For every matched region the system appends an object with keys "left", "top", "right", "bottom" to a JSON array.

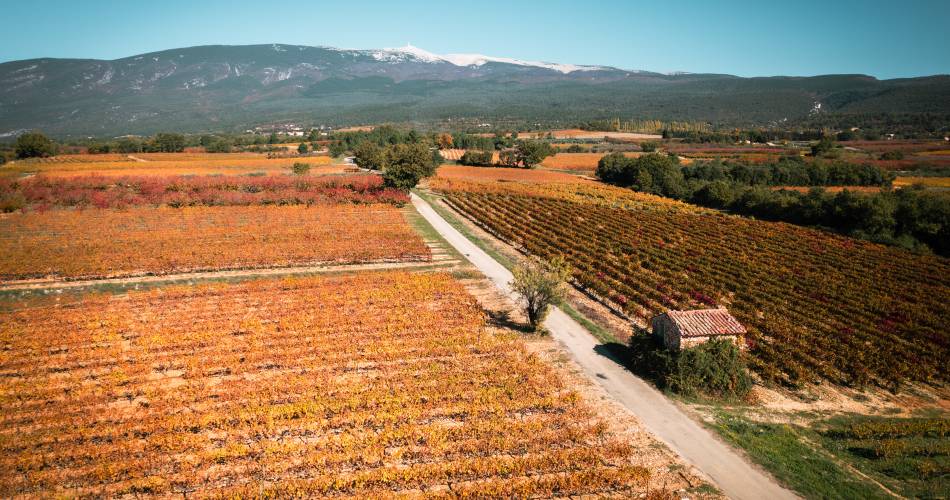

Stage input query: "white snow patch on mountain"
[{"left": 372, "top": 44, "right": 609, "bottom": 74}]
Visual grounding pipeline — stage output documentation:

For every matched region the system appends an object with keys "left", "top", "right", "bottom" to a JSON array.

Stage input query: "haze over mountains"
[{"left": 1, "top": 43, "right": 948, "bottom": 136}]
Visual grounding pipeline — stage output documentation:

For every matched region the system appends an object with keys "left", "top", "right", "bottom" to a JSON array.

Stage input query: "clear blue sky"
[{"left": 2, "top": 0, "right": 947, "bottom": 78}]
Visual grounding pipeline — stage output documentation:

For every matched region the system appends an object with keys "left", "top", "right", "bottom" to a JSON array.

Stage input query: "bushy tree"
[
  {"left": 328, "top": 141, "right": 347, "bottom": 157},
  {"left": 87, "top": 142, "right": 111, "bottom": 154},
  {"left": 499, "top": 149, "right": 519, "bottom": 167},
  {"left": 152, "top": 133, "right": 186, "bottom": 153},
  {"left": 650, "top": 339, "right": 753, "bottom": 400},
  {"left": 811, "top": 136, "right": 835, "bottom": 157},
  {"left": 15, "top": 132, "right": 56, "bottom": 159},
  {"left": 205, "top": 139, "right": 232, "bottom": 153},
  {"left": 640, "top": 141, "right": 659, "bottom": 152},
  {"left": 115, "top": 137, "right": 144, "bottom": 153},
  {"left": 692, "top": 180, "right": 736, "bottom": 208},
  {"left": 291, "top": 162, "right": 311, "bottom": 175},
  {"left": 596, "top": 153, "right": 685, "bottom": 197},
  {"left": 297, "top": 143, "right": 309, "bottom": 154},
  {"left": 459, "top": 150, "right": 493, "bottom": 166},
  {"left": 509, "top": 256, "right": 572, "bottom": 331},
  {"left": 514, "top": 140, "right": 555, "bottom": 168},
  {"left": 436, "top": 133, "right": 454, "bottom": 149},
  {"left": 353, "top": 141, "right": 386, "bottom": 170},
  {"left": 382, "top": 143, "right": 439, "bottom": 190}
]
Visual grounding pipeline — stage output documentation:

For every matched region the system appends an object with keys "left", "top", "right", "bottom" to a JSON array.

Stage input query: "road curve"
[{"left": 411, "top": 193, "right": 798, "bottom": 500}]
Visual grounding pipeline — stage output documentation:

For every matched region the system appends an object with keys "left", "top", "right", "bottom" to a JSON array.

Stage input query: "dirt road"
[{"left": 411, "top": 193, "right": 797, "bottom": 500}]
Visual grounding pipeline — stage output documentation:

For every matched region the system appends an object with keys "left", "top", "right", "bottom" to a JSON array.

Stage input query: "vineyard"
[
  {"left": 0, "top": 272, "right": 666, "bottom": 497},
  {"left": 3, "top": 154, "right": 334, "bottom": 177},
  {"left": 0, "top": 205, "right": 429, "bottom": 281},
  {"left": 435, "top": 165, "right": 594, "bottom": 184},
  {"left": 818, "top": 416, "right": 949, "bottom": 497},
  {"left": 441, "top": 190, "right": 950, "bottom": 389},
  {"left": 541, "top": 152, "right": 640, "bottom": 172},
  {"left": 0, "top": 174, "right": 408, "bottom": 210},
  {"left": 429, "top": 166, "right": 703, "bottom": 212}
]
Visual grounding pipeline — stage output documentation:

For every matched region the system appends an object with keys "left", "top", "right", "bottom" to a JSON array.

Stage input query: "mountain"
[{"left": 1, "top": 43, "right": 948, "bottom": 136}]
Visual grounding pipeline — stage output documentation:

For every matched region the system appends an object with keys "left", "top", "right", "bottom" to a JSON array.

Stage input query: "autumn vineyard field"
[
  {"left": 0, "top": 205, "right": 429, "bottom": 281},
  {"left": 440, "top": 188, "right": 950, "bottom": 389},
  {"left": 0, "top": 272, "right": 664, "bottom": 497},
  {"left": 0, "top": 174, "right": 409, "bottom": 210},
  {"left": 2, "top": 153, "right": 334, "bottom": 177}
]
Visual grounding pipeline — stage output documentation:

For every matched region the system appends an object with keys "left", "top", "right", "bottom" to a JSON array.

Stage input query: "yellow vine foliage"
[
  {"left": 0, "top": 205, "right": 430, "bottom": 281},
  {"left": 0, "top": 272, "right": 653, "bottom": 496},
  {"left": 429, "top": 166, "right": 702, "bottom": 213},
  {"left": 4, "top": 154, "right": 334, "bottom": 177}
]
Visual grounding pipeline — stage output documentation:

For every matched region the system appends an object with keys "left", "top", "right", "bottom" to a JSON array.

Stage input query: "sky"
[{"left": 1, "top": 0, "right": 948, "bottom": 79}]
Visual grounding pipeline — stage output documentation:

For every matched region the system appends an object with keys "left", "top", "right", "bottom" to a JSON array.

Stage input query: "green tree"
[
  {"left": 499, "top": 149, "right": 519, "bottom": 167},
  {"left": 15, "top": 131, "right": 56, "bottom": 159},
  {"left": 87, "top": 142, "right": 111, "bottom": 154},
  {"left": 205, "top": 139, "right": 232, "bottom": 153},
  {"left": 640, "top": 141, "right": 659, "bottom": 153},
  {"left": 459, "top": 150, "right": 494, "bottom": 166},
  {"left": 152, "top": 133, "right": 186, "bottom": 153},
  {"left": 328, "top": 141, "right": 347, "bottom": 157},
  {"left": 115, "top": 137, "right": 144, "bottom": 153},
  {"left": 651, "top": 339, "right": 753, "bottom": 400},
  {"left": 811, "top": 136, "right": 835, "bottom": 157},
  {"left": 268, "top": 132, "right": 279, "bottom": 144},
  {"left": 514, "top": 140, "right": 555, "bottom": 168},
  {"left": 297, "top": 143, "right": 309, "bottom": 155},
  {"left": 509, "top": 256, "right": 572, "bottom": 331},
  {"left": 382, "top": 143, "right": 439, "bottom": 190},
  {"left": 353, "top": 141, "right": 386, "bottom": 170}
]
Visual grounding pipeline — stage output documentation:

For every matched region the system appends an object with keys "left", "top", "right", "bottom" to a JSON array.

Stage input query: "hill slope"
[{"left": 1, "top": 44, "right": 948, "bottom": 136}]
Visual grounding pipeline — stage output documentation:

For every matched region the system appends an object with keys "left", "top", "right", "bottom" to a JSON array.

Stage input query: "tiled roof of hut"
[{"left": 662, "top": 308, "right": 746, "bottom": 338}]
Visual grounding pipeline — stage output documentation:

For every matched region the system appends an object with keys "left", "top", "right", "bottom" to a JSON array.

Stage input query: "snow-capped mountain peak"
[
  {"left": 371, "top": 44, "right": 608, "bottom": 74},
  {"left": 372, "top": 44, "right": 444, "bottom": 63}
]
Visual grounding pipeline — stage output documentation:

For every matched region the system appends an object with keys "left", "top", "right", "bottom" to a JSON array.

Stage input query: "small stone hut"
[{"left": 651, "top": 308, "right": 746, "bottom": 351}]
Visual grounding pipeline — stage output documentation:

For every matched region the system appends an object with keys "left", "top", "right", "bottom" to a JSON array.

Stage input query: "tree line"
[
  {"left": 458, "top": 141, "right": 555, "bottom": 169},
  {"left": 682, "top": 157, "right": 895, "bottom": 187},
  {"left": 596, "top": 153, "right": 950, "bottom": 256}
]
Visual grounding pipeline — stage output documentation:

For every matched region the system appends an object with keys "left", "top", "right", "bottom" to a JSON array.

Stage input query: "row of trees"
[
  {"left": 458, "top": 141, "right": 555, "bottom": 169},
  {"left": 82, "top": 133, "right": 188, "bottom": 153},
  {"left": 596, "top": 153, "right": 950, "bottom": 256},
  {"left": 682, "top": 158, "right": 895, "bottom": 187}
]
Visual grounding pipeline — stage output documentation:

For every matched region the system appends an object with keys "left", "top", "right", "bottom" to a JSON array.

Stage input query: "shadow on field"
[
  {"left": 486, "top": 309, "right": 536, "bottom": 334},
  {"left": 593, "top": 325, "right": 666, "bottom": 384}
]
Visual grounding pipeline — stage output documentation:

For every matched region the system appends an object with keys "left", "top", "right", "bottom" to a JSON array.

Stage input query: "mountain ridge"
[{"left": 1, "top": 43, "right": 948, "bottom": 136}]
